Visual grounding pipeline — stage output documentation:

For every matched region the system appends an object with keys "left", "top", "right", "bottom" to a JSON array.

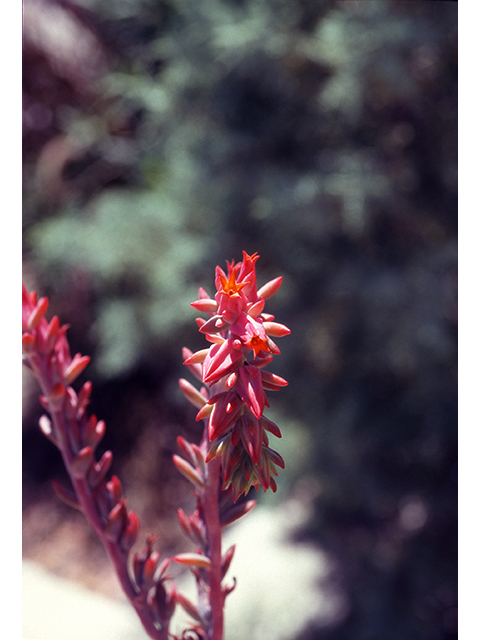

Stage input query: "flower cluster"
[{"left": 180, "top": 252, "right": 290, "bottom": 501}]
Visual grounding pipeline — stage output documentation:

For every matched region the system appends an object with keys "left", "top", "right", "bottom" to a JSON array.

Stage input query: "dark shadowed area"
[{"left": 23, "top": 1, "right": 457, "bottom": 639}]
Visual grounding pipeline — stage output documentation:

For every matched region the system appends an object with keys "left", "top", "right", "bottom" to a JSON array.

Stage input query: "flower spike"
[{"left": 180, "top": 252, "right": 290, "bottom": 501}]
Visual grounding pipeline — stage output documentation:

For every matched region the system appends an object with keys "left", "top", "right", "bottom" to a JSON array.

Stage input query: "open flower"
[{"left": 180, "top": 252, "right": 290, "bottom": 501}]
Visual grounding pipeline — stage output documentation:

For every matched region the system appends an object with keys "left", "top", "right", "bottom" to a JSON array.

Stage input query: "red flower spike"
[{"left": 182, "top": 252, "right": 289, "bottom": 500}]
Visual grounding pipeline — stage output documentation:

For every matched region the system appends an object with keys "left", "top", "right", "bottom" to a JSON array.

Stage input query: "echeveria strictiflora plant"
[{"left": 22, "top": 252, "right": 290, "bottom": 640}]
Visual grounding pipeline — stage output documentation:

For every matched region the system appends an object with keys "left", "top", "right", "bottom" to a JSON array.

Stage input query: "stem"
[
  {"left": 49, "top": 405, "right": 169, "bottom": 640},
  {"left": 202, "top": 456, "right": 224, "bottom": 640}
]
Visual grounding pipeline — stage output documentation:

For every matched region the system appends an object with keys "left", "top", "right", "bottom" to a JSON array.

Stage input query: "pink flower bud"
[
  {"left": 188, "top": 514, "right": 207, "bottom": 547},
  {"left": 38, "top": 415, "right": 59, "bottom": 448},
  {"left": 70, "top": 445, "right": 94, "bottom": 478},
  {"left": 247, "top": 299, "right": 265, "bottom": 318},
  {"left": 27, "top": 296, "right": 49, "bottom": 331},
  {"left": 172, "top": 454, "right": 204, "bottom": 489},
  {"left": 260, "top": 370, "right": 288, "bottom": 389},
  {"left": 173, "top": 553, "right": 212, "bottom": 570},
  {"left": 191, "top": 298, "right": 218, "bottom": 314},
  {"left": 221, "top": 545, "right": 236, "bottom": 579},
  {"left": 257, "top": 276, "right": 283, "bottom": 300},
  {"left": 177, "top": 508, "right": 194, "bottom": 540},
  {"left": 260, "top": 416, "right": 282, "bottom": 438},
  {"left": 142, "top": 551, "right": 161, "bottom": 586},
  {"left": 262, "top": 321, "right": 291, "bottom": 337},
  {"left": 76, "top": 381, "right": 92, "bottom": 414},
  {"left": 183, "top": 348, "right": 210, "bottom": 365},
  {"left": 178, "top": 378, "right": 208, "bottom": 409},
  {"left": 196, "top": 402, "right": 214, "bottom": 422},
  {"left": 120, "top": 510, "right": 140, "bottom": 552},
  {"left": 88, "top": 450, "right": 113, "bottom": 488},
  {"left": 106, "top": 475, "right": 123, "bottom": 506},
  {"left": 83, "top": 417, "right": 106, "bottom": 450},
  {"left": 64, "top": 354, "right": 90, "bottom": 386},
  {"left": 104, "top": 500, "right": 128, "bottom": 543}
]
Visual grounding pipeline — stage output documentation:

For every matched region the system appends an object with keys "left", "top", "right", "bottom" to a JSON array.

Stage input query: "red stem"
[{"left": 202, "top": 456, "right": 225, "bottom": 640}]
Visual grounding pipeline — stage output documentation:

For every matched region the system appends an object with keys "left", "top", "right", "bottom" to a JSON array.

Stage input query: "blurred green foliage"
[{"left": 23, "top": 1, "right": 457, "bottom": 639}]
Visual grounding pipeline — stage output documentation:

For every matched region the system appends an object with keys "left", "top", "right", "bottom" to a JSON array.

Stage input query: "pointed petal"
[
  {"left": 203, "top": 340, "right": 243, "bottom": 384},
  {"left": 235, "top": 366, "right": 265, "bottom": 419},
  {"left": 257, "top": 276, "right": 283, "bottom": 300}
]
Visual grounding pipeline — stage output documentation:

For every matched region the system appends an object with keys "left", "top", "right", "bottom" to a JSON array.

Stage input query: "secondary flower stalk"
[{"left": 22, "top": 285, "right": 175, "bottom": 640}]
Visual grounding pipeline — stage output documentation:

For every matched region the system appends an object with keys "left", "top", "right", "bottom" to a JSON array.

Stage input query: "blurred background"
[{"left": 22, "top": 0, "right": 457, "bottom": 639}]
